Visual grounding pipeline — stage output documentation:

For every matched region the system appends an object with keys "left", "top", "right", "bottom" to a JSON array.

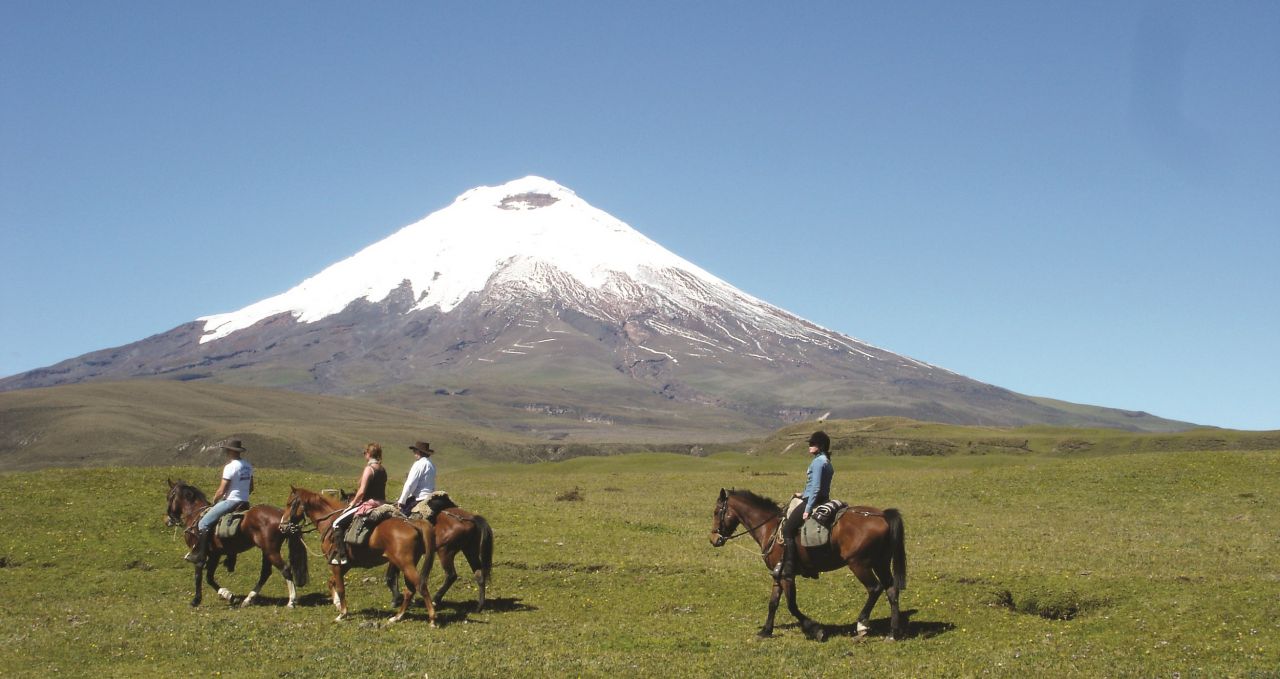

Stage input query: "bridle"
[
  {"left": 713, "top": 498, "right": 778, "bottom": 546},
  {"left": 277, "top": 494, "right": 338, "bottom": 535}
]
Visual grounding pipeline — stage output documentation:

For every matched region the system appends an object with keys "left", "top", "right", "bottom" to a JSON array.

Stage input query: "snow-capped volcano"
[
  {"left": 200, "top": 176, "right": 742, "bottom": 342},
  {"left": 0, "top": 177, "right": 1187, "bottom": 438}
]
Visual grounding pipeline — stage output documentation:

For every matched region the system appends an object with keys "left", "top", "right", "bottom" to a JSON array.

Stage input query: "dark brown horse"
[
  {"left": 165, "top": 479, "right": 309, "bottom": 608},
  {"left": 280, "top": 487, "right": 437, "bottom": 625},
  {"left": 709, "top": 488, "right": 907, "bottom": 640},
  {"left": 383, "top": 495, "right": 494, "bottom": 613}
]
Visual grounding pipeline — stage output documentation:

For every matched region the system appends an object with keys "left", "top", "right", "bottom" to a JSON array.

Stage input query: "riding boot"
[
  {"left": 185, "top": 528, "right": 211, "bottom": 564},
  {"left": 328, "top": 526, "right": 348, "bottom": 565},
  {"left": 780, "top": 539, "right": 798, "bottom": 580}
]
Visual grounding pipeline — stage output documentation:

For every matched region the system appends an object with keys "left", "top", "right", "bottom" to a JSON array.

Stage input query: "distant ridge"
[{"left": 0, "top": 177, "right": 1196, "bottom": 437}]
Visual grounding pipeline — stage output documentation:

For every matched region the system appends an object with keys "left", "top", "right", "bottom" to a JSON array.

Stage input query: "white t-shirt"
[
  {"left": 397, "top": 456, "right": 436, "bottom": 505},
  {"left": 222, "top": 459, "right": 253, "bottom": 502}
]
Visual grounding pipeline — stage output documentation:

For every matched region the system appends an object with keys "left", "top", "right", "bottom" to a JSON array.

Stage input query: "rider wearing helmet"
[{"left": 776, "top": 430, "right": 833, "bottom": 580}]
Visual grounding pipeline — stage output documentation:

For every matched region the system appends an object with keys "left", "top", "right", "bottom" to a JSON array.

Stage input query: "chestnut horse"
[
  {"left": 280, "top": 487, "right": 436, "bottom": 625},
  {"left": 709, "top": 488, "right": 907, "bottom": 640},
  {"left": 384, "top": 496, "right": 494, "bottom": 613},
  {"left": 165, "top": 479, "right": 308, "bottom": 608}
]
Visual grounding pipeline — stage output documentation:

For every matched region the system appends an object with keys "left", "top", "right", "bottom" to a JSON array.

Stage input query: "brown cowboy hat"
[
  {"left": 409, "top": 441, "right": 435, "bottom": 455},
  {"left": 220, "top": 439, "right": 246, "bottom": 453}
]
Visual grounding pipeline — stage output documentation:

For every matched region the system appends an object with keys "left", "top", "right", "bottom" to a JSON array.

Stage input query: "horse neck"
[
  {"left": 730, "top": 496, "right": 781, "bottom": 547},
  {"left": 300, "top": 492, "right": 341, "bottom": 527},
  {"left": 178, "top": 490, "right": 209, "bottom": 526}
]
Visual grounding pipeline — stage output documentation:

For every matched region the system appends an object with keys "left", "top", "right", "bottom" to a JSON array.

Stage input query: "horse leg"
[
  {"left": 389, "top": 557, "right": 418, "bottom": 624},
  {"left": 784, "top": 578, "right": 825, "bottom": 641},
  {"left": 432, "top": 548, "right": 459, "bottom": 608},
  {"left": 850, "top": 560, "right": 884, "bottom": 637},
  {"left": 330, "top": 564, "right": 349, "bottom": 621},
  {"left": 205, "top": 554, "right": 234, "bottom": 604},
  {"left": 385, "top": 565, "right": 405, "bottom": 609},
  {"left": 191, "top": 562, "right": 204, "bottom": 607},
  {"left": 758, "top": 578, "right": 783, "bottom": 638},
  {"left": 240, "top": 551, "right": 273, "bottom": 608},
  {"left": 874, "top": 560, "right": 904, "bottom": 639}
]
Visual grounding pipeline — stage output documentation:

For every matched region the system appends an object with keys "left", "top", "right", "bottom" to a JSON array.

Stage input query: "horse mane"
[
  {"left": 175, "top": 481, "right": 208, "bottom": 504},
  {"left": 293, "top": 486, "right": 340, "bottom": 509},
  {"left": 730, "top": 489, "right": 782, "bottom": 514}
]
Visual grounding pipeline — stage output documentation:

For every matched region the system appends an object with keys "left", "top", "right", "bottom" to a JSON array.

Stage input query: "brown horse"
[
  {"left": 280, "top": 486, "right": 436, "bottom": 625},
  {"left": 383, "top": 495, "right": 494, "bottom": 613},
  {"left": 165, "top": 479, "right": 309, "bottom": 608},
  {"left": 709, "top": 488, "right": 907, "bottom": 640}
]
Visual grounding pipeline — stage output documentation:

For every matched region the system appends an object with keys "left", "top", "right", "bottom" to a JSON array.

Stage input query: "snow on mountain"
[{"left": 197, "top": 176, "right": 884, "bottom": 363}]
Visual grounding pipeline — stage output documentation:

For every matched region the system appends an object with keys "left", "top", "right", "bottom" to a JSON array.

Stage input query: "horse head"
[
  {"left": 710, "top": 488, "right": 739, "bottom": 547},
  {"left": 166, "top": 479, "right": 204, "bottom": 527}
]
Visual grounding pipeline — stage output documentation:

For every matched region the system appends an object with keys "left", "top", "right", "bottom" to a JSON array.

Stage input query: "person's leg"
[{"left": 188, "top": 500, "right": 237, "bottom": 564}]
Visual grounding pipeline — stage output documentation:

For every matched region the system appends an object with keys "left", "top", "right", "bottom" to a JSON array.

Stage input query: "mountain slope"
[{"left": 0, "top": 177, "right": 1195, "bottom": 437}]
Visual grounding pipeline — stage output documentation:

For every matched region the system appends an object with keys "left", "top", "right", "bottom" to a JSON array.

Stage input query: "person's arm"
[
  {"left": 802, "top": 459, "right": 823, "bottom": 517},
  {"left": 398, "top": 461, "right": 422, "bottom": 505},
  {"left": 350, "top": 465, "right": 374, "bottom": 506},
  {"left": 212, "top": 477, "right": 230, "bottom": 503}
]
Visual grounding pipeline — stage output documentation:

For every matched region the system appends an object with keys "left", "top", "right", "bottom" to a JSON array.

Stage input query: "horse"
[
  {"left": 280, "top": 486, "right": 437, "bottom": 625},
  {"left": 164, "top": 479, "right": 308, "bottom": 608},
  {"left": 382, "top": 494, "right": 494, "bottom": 613},
  {"left": 709, "top": 488, "right": 907, "bottom": 641}
]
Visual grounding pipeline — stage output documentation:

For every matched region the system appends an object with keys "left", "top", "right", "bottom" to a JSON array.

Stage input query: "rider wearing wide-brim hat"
[
  {"left": 397, "top": 441, "right": 437, "bottom": 517},
  {"left": 186, "top": 439, "right": 254, "bottom": 564},
  {"left": 776, "top": 430, "right": 833, "bottom": 580}
]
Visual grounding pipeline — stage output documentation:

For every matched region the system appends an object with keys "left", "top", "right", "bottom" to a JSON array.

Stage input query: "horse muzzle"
[
  {"left": 165, "top": 516, "right": 181, "bottom": 527},
  {"left": 710, "top": 533, "right": 727, "bottom": 547}
]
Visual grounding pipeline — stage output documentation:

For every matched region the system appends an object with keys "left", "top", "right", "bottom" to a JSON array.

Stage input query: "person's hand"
[{"left": 803, "top": 512, "right": 810, "bottom": 520}]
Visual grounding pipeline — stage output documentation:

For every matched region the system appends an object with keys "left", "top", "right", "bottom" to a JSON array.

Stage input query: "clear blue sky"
[{"left": 3, "top": 2, "right": 1277, "bottom": 430}]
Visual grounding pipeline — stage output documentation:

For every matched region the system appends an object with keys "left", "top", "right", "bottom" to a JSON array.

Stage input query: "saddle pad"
[
  {"left": 799, "top": 506, "right": 849, "bottom": 548},
  {"left": 216, "top": 511, "right": 246, "bottom": 540}
]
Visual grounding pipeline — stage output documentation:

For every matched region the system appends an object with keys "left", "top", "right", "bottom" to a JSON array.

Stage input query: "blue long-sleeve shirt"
[{"left": 802, "top": 453, "right": 833, "bottom": 513}]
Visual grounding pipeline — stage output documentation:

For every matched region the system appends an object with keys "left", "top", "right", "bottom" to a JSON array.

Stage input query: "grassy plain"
[{"left": 1, "top": 448, "right": 1277, "bottom": 677}]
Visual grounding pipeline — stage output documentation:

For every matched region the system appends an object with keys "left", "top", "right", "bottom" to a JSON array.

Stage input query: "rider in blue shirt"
[{"left": 776, "top": 431, "right": 833, "bottom": 580}]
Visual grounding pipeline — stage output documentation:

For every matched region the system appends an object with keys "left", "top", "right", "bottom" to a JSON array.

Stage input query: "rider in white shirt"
[
  {"left": 397, "top": 441, "right": 437, "bottom": 516},
  {"left": 186, "top": 439, "right": 253, "bottom": 564}
]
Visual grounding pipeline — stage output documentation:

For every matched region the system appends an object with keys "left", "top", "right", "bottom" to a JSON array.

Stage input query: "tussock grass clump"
[
  {"left": 555, "top": 487, "right": 584, "bottom": 502},
  {"left": 989, "top": 586, "right": 1107, "bottom": 620}
]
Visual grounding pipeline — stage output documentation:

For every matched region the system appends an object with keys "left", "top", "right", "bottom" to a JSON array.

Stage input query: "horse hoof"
[
  {"left": 756, "top": 629, "right": 773, "bottom": 639},
  {"left": 287, "top": 602, "right": 296, "bottom": 609},
  {"left": 334, "top": 614, "right": 346, "bottom": 623},
  {"left": 812, "top": 627, "right": 826, "bottom": 642},
  {"left": 190, "top": 598, "right": 201, "bottom": 608},
  {"left": 856, "top": 622, "right": 871, "bottom": 638}
]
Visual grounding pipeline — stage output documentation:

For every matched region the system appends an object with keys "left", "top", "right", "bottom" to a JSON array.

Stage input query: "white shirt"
[
  {"left": 397, "top": 456, "right": 436, "bottom": 505},
  {"left": 222, "top": 459, "right": 253, "bottom": 502}
]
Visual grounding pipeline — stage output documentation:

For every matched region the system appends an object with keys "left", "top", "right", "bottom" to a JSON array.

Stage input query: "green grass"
[{"left": 1, "top": 448, "right": 1277, "bottom": 677}]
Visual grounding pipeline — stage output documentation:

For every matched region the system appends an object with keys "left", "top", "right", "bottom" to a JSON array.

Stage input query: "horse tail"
[
  {"left": 287, "top": 532, "right": 309, "bottom": 588},
  {"left": 884, "top": 508, "right": 907, "bottom": 590},
  {"left": 473, "top": 514, "right": 494, "bottom": 582}
]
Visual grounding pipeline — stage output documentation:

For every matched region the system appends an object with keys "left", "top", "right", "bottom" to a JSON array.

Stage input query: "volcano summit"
[{"left": 1, "top": 177, "right": 1189, "bottom": 439}]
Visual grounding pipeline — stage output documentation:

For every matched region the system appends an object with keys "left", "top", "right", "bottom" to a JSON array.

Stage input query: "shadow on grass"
[
  {"left": 819, "top": 610, "right": 955, "bottom": 641},
  {"left": 245, "top": 592, "right": 333, "bottom": 608},
  {"left": 338, "top": 596, "right": 535, "bottom": 627}
]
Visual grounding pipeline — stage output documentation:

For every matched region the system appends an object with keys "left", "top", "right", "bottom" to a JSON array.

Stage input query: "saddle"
[
  {"left": 192, "top": 503, "right": 248, "bottom": 540},
  {"left": 343, "top": 503, "right": 399, "bottom": 547},
  {"left": 800, "top": 500, "right": 849, "bottom": 548},
  {"left": 410, "top": 491, "right": 457, "bottom": 523}
]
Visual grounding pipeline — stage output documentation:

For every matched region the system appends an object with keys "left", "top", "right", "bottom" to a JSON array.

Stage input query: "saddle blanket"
[
  {"left": 344, "top": 504, "right": 399, "bottom": 546},
  {"left": 800, "top": 501, "right": 849, "bottom": 548},
  {"left": 215, "top": 511, "right": 246, "bottom": 539}
]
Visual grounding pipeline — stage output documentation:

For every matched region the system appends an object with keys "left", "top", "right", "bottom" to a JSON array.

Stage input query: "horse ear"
[
  {"left": 167, "top": 478, "right": 174, "bottom": 488},
  {"left": 719, "top": 488, "right": 727, "bottom": 500}
]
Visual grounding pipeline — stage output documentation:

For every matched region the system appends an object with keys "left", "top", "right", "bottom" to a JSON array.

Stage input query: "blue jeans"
[{"left": 198, "top": 499, "right": 243, "bottom": 531}]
